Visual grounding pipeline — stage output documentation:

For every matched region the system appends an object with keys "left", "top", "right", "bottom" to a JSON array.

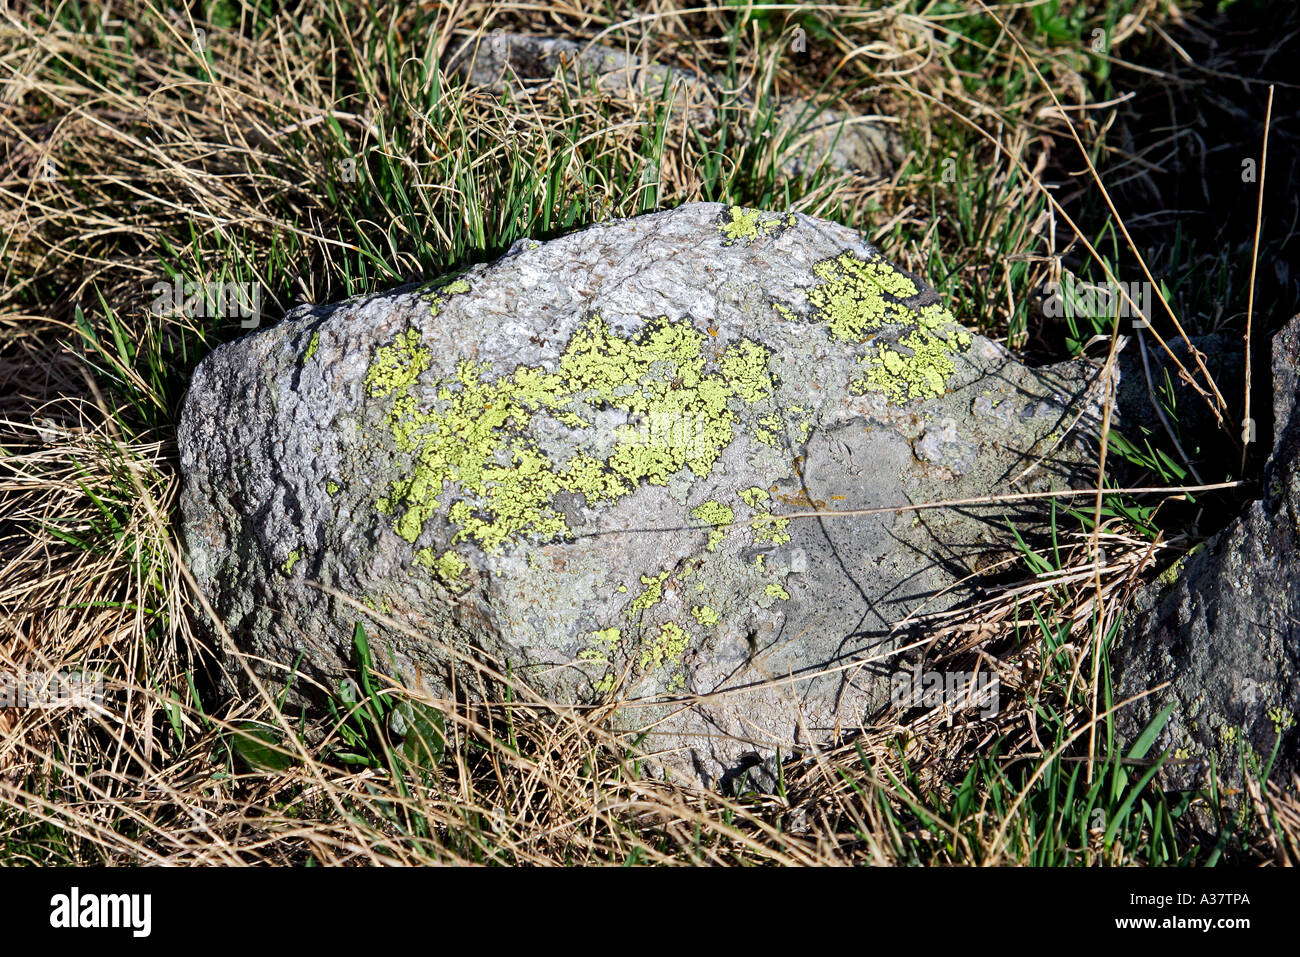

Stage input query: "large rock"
[
  {"left": 179, "top": 202, "right": 1110, "bottom": 785},
  {"left": 1113, "top": 314, "right": 1300, "bottom": 792}
]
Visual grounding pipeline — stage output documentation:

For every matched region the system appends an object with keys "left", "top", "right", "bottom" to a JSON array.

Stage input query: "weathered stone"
[
  {"left": 179, "top": 202, "right": 1111, "bottom": 785},
  {"left": 447, "top": 34, "right": 902, "bottom": 180},
  {"left": 1113, "top": 314, "right": 1300, "bottom": 793}
]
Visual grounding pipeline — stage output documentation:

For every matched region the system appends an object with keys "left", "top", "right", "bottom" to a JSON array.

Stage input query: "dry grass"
[{"left": 0, "top": 0, "right": 1294, "bottom": 865}]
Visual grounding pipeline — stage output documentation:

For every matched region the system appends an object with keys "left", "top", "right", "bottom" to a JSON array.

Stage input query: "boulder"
[
  {"left": 179, "top": 202, "right": 1110, "bottom": 785},
  {"left": 1113, "top": 314, "right": 1300, "bottom": 792}
]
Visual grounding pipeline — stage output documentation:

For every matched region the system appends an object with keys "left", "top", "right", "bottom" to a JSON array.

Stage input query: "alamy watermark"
[
  {"left": 1042, "top": 276, "right": 1154, "bottom": 330},
  {"left": 890, "top": 661, "right": 1000, "bottom": 720},
  {"left": 150, "top": 278, "right": 262, "bottom": 328},
  {"left": 0, "top": 667, "right": 105, "bottom": 710},
  {"left": 627, "top": 409, "right": 712, "bottom": 455},
  {"left": 50, "top": 887, "right": 151, "bottom": 937}
]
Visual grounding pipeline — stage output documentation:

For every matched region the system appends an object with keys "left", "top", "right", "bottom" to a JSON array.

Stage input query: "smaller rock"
[
  {"left": 446, "top": 33, "right": 903, "bottom": 180},
  {"left": 1112, "top": 314, "right": 1300, "bottom": 793}
]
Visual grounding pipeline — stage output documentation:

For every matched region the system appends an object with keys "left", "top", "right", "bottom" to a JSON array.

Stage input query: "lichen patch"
[
  {"left": 716, "top": 205, "right": 796, "bottom": 246},
  {"left": 366, "top": 314, "right": 776, "bottom": 560},
  {"left": 791, "top": 252, "right": 971, "bottom": 403}
]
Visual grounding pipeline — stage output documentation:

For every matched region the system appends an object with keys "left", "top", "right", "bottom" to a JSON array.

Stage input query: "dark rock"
[{"left": 1112, "top": 314, "right": 1300, "bottom": 792}]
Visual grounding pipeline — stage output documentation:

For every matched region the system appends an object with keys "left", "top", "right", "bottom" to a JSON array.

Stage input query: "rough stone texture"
[
  {"left": 446, "top": 34, "right": 902, "bottom": 181},
  {"left": 179, "top": 202, "right": 1111, "bottom": 786},
  {"left": 1113, "top": 314, "right": 1300, "bottom": 792}
]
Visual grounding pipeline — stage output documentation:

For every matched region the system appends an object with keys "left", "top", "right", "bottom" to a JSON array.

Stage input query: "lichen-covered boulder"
[
  {"left": 1113, "top": 314, "right": 1300, "bottom": 793},
  {"left": 179, "top": 202, "right": 1107, "bottom": 785}
]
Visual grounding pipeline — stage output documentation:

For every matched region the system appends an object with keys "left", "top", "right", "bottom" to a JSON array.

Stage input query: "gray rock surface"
[
  {"left": 1113, "top": 314, "right": 1300, "bottom": 792},
  {"left": 179, "top": 202, "right": 1111, "bottom": 785},
  {"left": 447, "top": 34, "right": 902, "bottom": 181}
]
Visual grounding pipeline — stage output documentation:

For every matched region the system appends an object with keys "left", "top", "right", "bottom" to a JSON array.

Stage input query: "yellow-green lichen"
[
  {"left": 367, "top": 315, "right": 775, "bottom": 554},
  {"left": 628, "top": 571, "right": 671, "bottom": 616},
  {"left": 690, "top": 500, "right": 734, "bottom": 552},
  {"left": 579, "top": 627, "right": 623, "bottom": 665},
  {"left": 752, "top": 511, "right": 791, "bottom": 545},
  {"left": 718, "top": 339, "right": 776, "bottom": 403},
  {"left": 764, "top": 582, "right": 791, "bottom": 601},
  {"left": 853, "top": 309, "right": 972, "bottom": 403},
  {"left": 797, "top": 252, "right": 970, "bottom": 403},
  {"left": 1269, "top": 706, "right": 1296, "bottom": 734},
  {"left": 366, "top": 329, "right": 431, "bottom": 400},
  {"left": 638, "top": 621, "right": 691, "bottom": 671},
  {"left": 413, "top": 547, "right": 470, "bottom": 591},
  {"left": 326, "top": 479, "right": 340, "bottom": 496},
  {"left": 691, "top": 604, "right": 720, "bottom": 626},
  {"left": 1158, "top": 554, "right": 1188, "bottom": 587},
  {"left": 807, "top": 253, "right": 920, "bottom": 339},
  {"left": 788, "top": 404, "right": 814, "bottom": 442},
  {"left": 754, "top": 412, "right": 782, "bottom": 447},
  {"left": 739, "top": 486, "right": 769, "bottom": 507},
  {"left": 305, "top": 331, "right": 320, "bottom": 361},
  {"left": 422, "top": 277, "right": 471, "bottom": 317},
  {"left": 798, "top": 420, "right": 813, "bottom": 442},
  {"left": 281, "top": 550, "right": 300, "bottom": 575},
  {"left": 717, "top": 205, "right": 791, "bottom": 245}
]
